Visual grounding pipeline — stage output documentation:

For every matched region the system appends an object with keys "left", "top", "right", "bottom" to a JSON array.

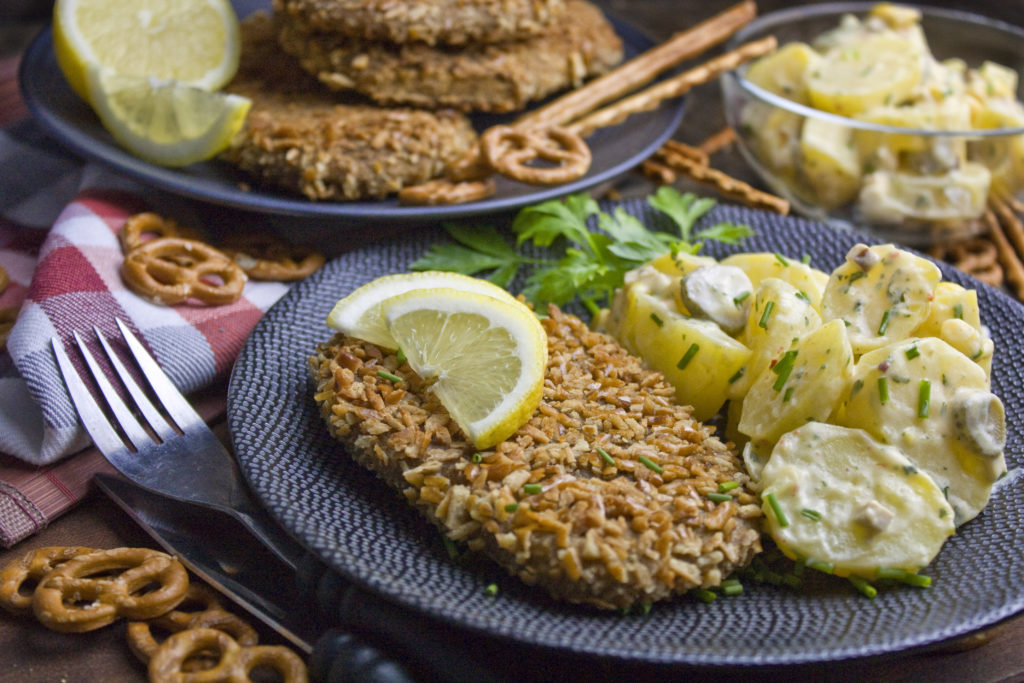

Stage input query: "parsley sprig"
[{"left": 411, "top": 187, "right": 753, "bottom": 314}]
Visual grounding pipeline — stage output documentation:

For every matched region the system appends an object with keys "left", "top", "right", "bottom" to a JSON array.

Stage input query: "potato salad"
[
  {"left": 740, "top": 2, "right": 1024, "bottom": 231},
  {"left": 598, "top": 243, "right": 1006, "bottom": 583}
]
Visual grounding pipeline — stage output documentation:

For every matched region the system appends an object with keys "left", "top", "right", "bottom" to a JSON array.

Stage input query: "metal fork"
[{"left": 52, "top": 319, "right": 303, "bottom": 570}]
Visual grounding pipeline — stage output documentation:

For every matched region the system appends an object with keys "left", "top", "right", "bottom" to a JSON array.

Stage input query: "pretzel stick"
[
  {"left": 568, "top": 36, "right": 777, "bottom": 138},
  {"left": 519, "top": 0, "right": 757, "bottom": 129},
  {"left": 984, "top": 208, "right": 1024, "bottom": 300},
  {"left": 989, "top": 194, "right": 1024, "bottom": 259},
  {"left": 697, "top": 126, "right": 737, "bottom": 156},
  {"left": 995, "top": 189, "right": 1024, "bottom": 215},
  {"left": 656, "top": 144, "right": 790, "bottom": 215},
  {"left": 641, "top": 159, "right": 677, "bottom": 185}
]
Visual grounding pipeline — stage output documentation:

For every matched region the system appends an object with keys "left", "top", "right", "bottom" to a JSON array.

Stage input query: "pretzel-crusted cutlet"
[
  {"left": 275, "top": 0, "right": 624, "bottom": 114},
  {"left": 220, "top": 13, "right": 477, "bottom": 200},
  {"left": 309, "top": 305, "right": 762, "bottom": 610},
  {"left": 273, "top": 0, "right": 566, "bottom": 46}
]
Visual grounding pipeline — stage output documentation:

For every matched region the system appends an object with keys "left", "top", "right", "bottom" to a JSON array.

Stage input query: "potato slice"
[
  {"left": 731, "top": 277, "right": 822, "bottom": 399},
  {"left": 837, "top": 336, "right": 1007, "bottom": 524},
  {"left": 858, "top": 163, "right": 992, "bottom": 225},
  {"left": 721, "top": 252, "right": 830, "bottom": 311},
  {"left": 799, "top": 118, "right": 862, "bottom": 209},
  {"left": 807, "top": 35, "right": 922, "bottom": 116},
  {"left": 629, "top": 291, "right": 751, "bottom": 421},
  {"left": 744, "top": 41, "right": 821, "bottom": 104},
  {"left": 914, "top": 282, "right": 992, "bottom": 376},
  {"left": 820, "top": 243, "right": 941, "bottom": 356},
  {"left": 761, "top": 422, "right": 955, "bottom": 576},
  {"left": 738, "top": 318, "right": 853, "bottom": 443}
]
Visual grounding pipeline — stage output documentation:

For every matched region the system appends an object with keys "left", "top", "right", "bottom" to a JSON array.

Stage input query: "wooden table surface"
[{"left": 2, "top": 1, "right": 1023, "bottom": 681}]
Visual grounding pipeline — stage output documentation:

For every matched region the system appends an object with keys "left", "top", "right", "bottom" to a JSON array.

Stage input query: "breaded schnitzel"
[
  {"left": 274, "top": 0, "right": 566, "bottom": 46},
  {"left": 220, "top": 14, "right": 477, "bottom": 200},
  {"left": 275, "top": 0, "right": 624, "bottom": 113},
  {"left": 310, "top": 306, "right": 762, "bottom": 610}
]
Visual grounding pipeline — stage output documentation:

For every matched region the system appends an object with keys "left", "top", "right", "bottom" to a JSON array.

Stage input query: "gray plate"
[
  {"left": 227, "top": 200, "right": 1024, "bottom": 666},
  {"left": 17, "top": 0, "right": 683, "bottom": 225}
]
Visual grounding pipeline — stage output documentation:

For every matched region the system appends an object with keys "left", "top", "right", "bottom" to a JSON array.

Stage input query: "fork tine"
[
  {"left": 51, "top": 337, "right": 131, "bottom": 456},
  {"left": 93, "top": 325, "right": 177, "bottom": 441},
  {"left": 115, "top": 318, "right": 204, "bottom": 428},
  {"left": 72, "top": 330, "right": 151, "bottom": 450}
]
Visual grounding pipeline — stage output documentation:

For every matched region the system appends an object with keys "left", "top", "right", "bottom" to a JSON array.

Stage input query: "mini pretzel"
[
  {"left": 0, "top": 306, "right": 16, "bottom": 352},
  {"left": 948, "top": 238, "right": 1004, "bottom": 288},
  {"left": 481, "top": 125, "right": 592, "bottom": 186},
  {"left": 120, "top": 213, "right": 204, "bottom": 254},
  {"left": 32, "top": 547, "right": 189, "bottom": 632},
  {"left": 218, "top": 234, "right": 325, "bottom": 281},
  {"left": 149, "top": 628, "right": 308, "bottom": 683},
  {"left": 398, "top": 177, "right": 496, "bottom": 206},
  {"left": 640, "top": 158, "right": 677, "bottom": 185},
  {"left": 121, "top": 237, "right": 247, "bottom": 306},
  {"left": 0, "top": 546, "right": 97, "bottom": 615}
]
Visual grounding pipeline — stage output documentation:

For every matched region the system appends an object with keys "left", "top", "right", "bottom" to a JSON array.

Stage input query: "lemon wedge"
[
  {"left": 86, "top": 68, "right": 251, "bottom": 167},
  {"left": 326, "top": 271, "right": 526, "bottom": 350},
  {"left": 53, "top": 0, "right": 241, "bottom": 103},
  {"left": 383, "top": 288, "right": 548, "bottom": 449}
]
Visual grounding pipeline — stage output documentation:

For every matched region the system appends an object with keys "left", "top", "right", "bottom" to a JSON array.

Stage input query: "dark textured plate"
[
  {"left": 227, "top": 201, "right": 1024, "bottom": 666},
  {"left": 17, "top": 0, "right": 683, "bottom": 225}
]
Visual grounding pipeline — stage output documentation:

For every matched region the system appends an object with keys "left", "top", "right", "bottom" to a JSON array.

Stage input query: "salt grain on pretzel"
[
  {"left": 0, "top": 546, "right": 97, "bottom": 615},
  {"left": 481, "top": 125, "right": 593, "bottom": 186},
  {"left": 656, "top": 144, "right": 790, "bottom": 215},
  {"left": 121, "top": 237, "right": 247, "bottom": 306},
  {"left": 149, "top": 628, "right": 307, "bottom": 683},
  {"left": 984, "top": 208, "right": 1024, "bottom": 300},
  {"left": 33, "top": 547, "right": 189, "bottom": 633},
  {"left": 697, "top": 126, "right": 737, "bottom": 156},
  {"left": 398, "top": 177, "right": 497, "bottom": 206}
]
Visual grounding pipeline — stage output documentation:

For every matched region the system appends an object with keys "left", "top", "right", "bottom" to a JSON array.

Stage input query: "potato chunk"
[{"left": 761, "top": 422, "right": 955, "bottom": 577}]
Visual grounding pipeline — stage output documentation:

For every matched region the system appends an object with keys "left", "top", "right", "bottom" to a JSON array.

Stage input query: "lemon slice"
[
  {"left": 806, "top": 35, "right": 922, "bottom": 116},
  {"left": 53, "top": 0, "right": 241, "bottom": 103},
  {"left": 327, "top": 271, "right": 525, "bottom": 350},
  {"left": 86, "top": 68, "right": 251, "bottom": 167},
  {"left": 383, "top": 288, "right": 548, "bottom": 449}
]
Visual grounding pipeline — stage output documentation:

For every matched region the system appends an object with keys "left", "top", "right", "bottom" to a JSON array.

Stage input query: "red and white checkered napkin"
[{"left": 0, "top": 124, "right": 289, "bottom": 468}]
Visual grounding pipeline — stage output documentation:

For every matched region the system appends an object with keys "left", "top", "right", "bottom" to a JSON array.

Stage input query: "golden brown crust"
[
  {"left": 274, "top": 0, "right": 566, "bottom": 46},
  {"left": 275, "top": 0, "right": 624, "bottom": 113},
  {"left": 309, "top": 306, "right": 762, "bottom": 609},
  {"left": 222, "top": 13, "right": 477, "bottom": 200}
]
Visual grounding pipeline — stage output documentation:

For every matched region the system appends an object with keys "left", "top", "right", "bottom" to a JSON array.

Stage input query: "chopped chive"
[
  {"left": 721, "top": 581, "right": 744, "bottom": 596},
  {"left": 504, "top": 503, "right": 519, "bottom": 513},
  {"left": 597, "top": 447, "right": 615, "bottom": 466},
  {"left": 905, "top": 345, "right": 920, "bottom": 360},
  {"left": 772, "top": 350, "right": 798, "bottom": 391},
  {"left": 901, "top": 573, "right": 932, "bottom": 588},
  {"left": 650, "top": 312, "right": 664, "bottom": 327},
  {"left": 677, "top": 343, "right": 700, "bottom": 370},
  {"left": 638, "top": 455, "right": 663, "bottom": 474},
  {"left": 718, "top": 481, "right": 740, "bottom": 492},
  {"left": 877, "top": 376, "right": 889, "bottom": 405},
  {"left": 728, "top": 367, "right": 746, "bottom": 384},
  {"left": 443, "top": 536, "right": 460, "bottom": 560},
  {"left": 848, "top": 271, "right": 867, "bottom": 283},
  {"left": 733, "top": 291, "right": 751, "bottom": 307},
  {"left": 395, "top": 347, "right": 407, "bottom": 365},
  {"left": 848, "top": 575, "right": 877, "bottom": 598},
  {"left": 765, "top": 492, "right": 789, "bottom": 527},
  {"left": 758, "top": 300, "right": 775, "bottom": 329},
  {"left": 876, "top": 567, "right": 907, "bottom": 580},
  {"left": 800, "top": 508, "right": 822, "bottom": 522},
  {"left": 485, "top": 583, "right": 499, "bottom": 596},
  {"left": 523, "top": 483, "right": 543, "bottom": 494},
  {"left": 807, "top": 559, "right": 835, "bottom": 574},
  {"left": 640, "top": 602, "right": 652, "bottom": 616},
  {"left": 783, "top": 386, "right": 794, "bottom": 402},
  {"left": 376, "top": 369, "right": 402, "bottom": 383},
  {"left": 795, "top": 290, "right": 811, "bottom": 304},
  {"left": 694, "top": 588, "right": 717, "bottom": 603},
  {"left": 707, "top": 492, "right": 733, "bottom": 503},
  {"left": 877, "top": 308, "right": 892, "bottom": 336},
  {"left": 953, "top": 302, "right": 964, "bottom": 319},
  {"left": 802, "top": 254, "right": 812, "bottom": 265},
  {"left": 917, "top": 379, "right": 931, "bottom": 418},
  {"left": 774, "top": 252, "right": 790, "bottom": 267}
]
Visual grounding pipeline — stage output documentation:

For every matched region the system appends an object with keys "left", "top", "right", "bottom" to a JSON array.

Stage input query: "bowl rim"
[{"left": 725, "top": 1, "right": 1024, "bottom": 137}]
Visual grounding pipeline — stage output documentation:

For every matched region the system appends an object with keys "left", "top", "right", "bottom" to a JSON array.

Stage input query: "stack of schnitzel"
[{"left": 219, "top": 1, "right": 624, "bottom": 201}]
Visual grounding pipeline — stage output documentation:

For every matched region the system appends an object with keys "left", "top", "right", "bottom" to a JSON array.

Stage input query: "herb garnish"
[{"left": 411, "top": 188, "right": 752, "bottom": 314}]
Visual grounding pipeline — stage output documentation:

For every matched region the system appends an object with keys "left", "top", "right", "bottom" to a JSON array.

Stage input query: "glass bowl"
[{"left": 721, "top": 2, "right": 1024, "bottom": 246}]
